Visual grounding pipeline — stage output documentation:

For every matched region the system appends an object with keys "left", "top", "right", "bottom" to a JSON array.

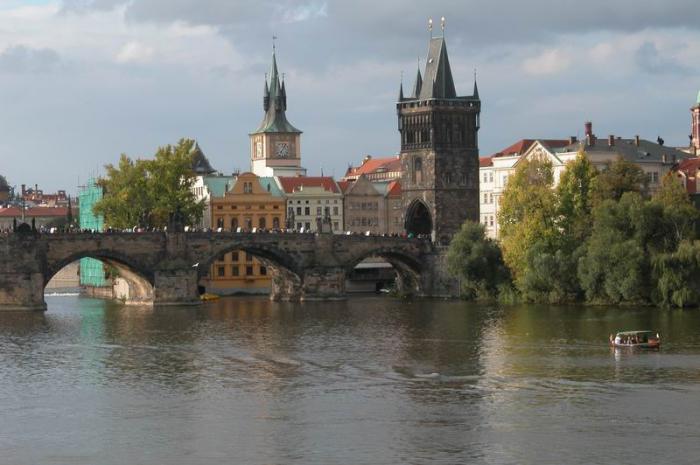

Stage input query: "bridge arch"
[
  {"left": 45, "top": 249, "right": 154, "bottom": 305},
  {"left": 199, "top": 240, "right": 304, "bottom": 301},
  {"left": 344, "top": 246, "right": 425, "bottom": 296}
]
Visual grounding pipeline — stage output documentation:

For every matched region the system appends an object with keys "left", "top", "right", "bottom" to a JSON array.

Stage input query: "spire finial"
[
  {"left": 272, "top": 35, "right": 277, "bottom": 52},
  {"left": 428, "top": 18, "right": 433, "bottom": 38},
  {"left": 441, "top": 16, "right": 445, "bottom": 34}
]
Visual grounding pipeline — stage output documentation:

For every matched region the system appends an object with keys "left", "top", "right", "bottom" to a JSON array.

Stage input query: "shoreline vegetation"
[{"left": 448, "top": 152, "right": 700, "bottom": 309}]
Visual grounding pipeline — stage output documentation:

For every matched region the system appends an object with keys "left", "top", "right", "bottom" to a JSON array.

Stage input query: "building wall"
[
  {"left": 285, "top": 188, "right": 343, "bottom": 232},
  {"left": 206, "top": 173, "right": 285, "bottom": 294},
  {"left": 343, "top": 177, "right": 385, "bottom": 234}
]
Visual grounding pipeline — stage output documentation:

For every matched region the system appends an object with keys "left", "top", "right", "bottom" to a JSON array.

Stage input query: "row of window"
[
  {"left": 216, "top": 264, "right": 267, "bottom": 278},
  {"left": 290, "top": 206, "right": 340, "bottom": 216},
  {"left": 482, "top": 171, "right": 494, "bottom": 183},
  {"left": 350, "top": 217, "right": 379, "bottom": 227},
  {"left": 215, "top": 217, "right": 281, "bottom": 230},
  {"left": 349, "top": 202, "right": 379, "bottom": 210},
  {"left": 482, "top": 192, "right": 495, "bottom": 204},
  {"left": 482, "top": 215, "right": 495, "bottom": 228},
  {"left": 288, "top": 199, "right": 340, "bottom": 205}
]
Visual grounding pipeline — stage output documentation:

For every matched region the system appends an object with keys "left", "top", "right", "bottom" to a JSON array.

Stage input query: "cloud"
[
  {"left": 634, "top": 41, "right": 693, "bottom": 75},
  {"left": 522, "top": 49, "right": 571, "bottom": 76},
  {"left": 279, "top": 1, "right": 328, "bottom": 24},
  {"left": 115, "top": 41, "right": 155, "bottom": 64},
  {"left": 0, "top": 44, "right": 60, "bottom": 73}
]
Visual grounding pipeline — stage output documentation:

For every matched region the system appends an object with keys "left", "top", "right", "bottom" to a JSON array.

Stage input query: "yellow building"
[{"left": 206, "top": 172, "right": 286, "bottom": 295}]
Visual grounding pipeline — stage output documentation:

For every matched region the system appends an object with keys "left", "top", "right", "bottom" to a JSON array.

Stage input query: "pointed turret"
[
  {"left": 398, "top": 81, "right": 404, "bottom": 101},
  {"left": 473, "top": 78, "right": 479, "bottom": 100},
  {"left": 419, "top": 37, "right": 456, "bottom": 99},
  {"left": 263, "top": 79, "right": 270, "bottom": 112},
  {"left": 411, "top": 67, "right": 422, "bottom": 98},
  {"left": 252, "top": 48, "right": 301, "bottom": 134}
]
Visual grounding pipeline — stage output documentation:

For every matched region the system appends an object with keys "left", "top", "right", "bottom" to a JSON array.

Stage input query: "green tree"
[
  {"left": 94, "top": 154, "right": 153, "bottom": 229},
  {"left": 498, "top": 157, "right": 558, "bottom": 281},
  {"left": 94, "top": 139, "right": 204, "bottom": 229},
  {"left": 556, "top": 151, "right": 598, "bottom": 242},
  {"left": 519, "top": 241, "right": 584, "bottom": 303},
  {"left": 591, "top": 157, "right": 649, "bottom": 205},
  {"left": 651, "top": 173, "right": 698, "bottom": 246},
  {"left": 652, "top": 241, "right": 700, "bottom": 308},
  {"left": 578, "top": 193, "right": 652, "bottom": 303},
  {"left": 447, "top": 221, "right": 510, "bottom": 300}
]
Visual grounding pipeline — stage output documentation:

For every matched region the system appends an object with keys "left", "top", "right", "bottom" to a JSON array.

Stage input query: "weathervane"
[
  {"left": 272, "top": 35, "right": 278, "bottom": 51},
  {"left": 441, "top": 16, "right": 446, "bottom": 33},
  {"left": 428, "top": 18, "right": 433, "bottom": 38}
]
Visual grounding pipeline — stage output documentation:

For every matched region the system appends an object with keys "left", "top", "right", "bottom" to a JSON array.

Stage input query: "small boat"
[
  {"left": 609, "top": 330, "right": 661, "bottom": 349},
  {"left": 200, "top": 293, "right": 220, "bottom": 302}
]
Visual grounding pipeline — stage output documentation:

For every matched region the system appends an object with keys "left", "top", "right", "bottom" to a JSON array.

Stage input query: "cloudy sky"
[{"left": 1, "top": 0, "right": 699, "bottom": 193}]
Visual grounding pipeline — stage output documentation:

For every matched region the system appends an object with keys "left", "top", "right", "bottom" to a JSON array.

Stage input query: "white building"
[
  {"left": 277, "top": 177, "right": 343, "bottom": 232},
  {"left": 480, "top": 123, "right": 693, "bottom": 239}
]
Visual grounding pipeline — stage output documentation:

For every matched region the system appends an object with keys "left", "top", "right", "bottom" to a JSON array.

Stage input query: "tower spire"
[
  {"left": 411, "top": 58, "right": 423, "bottom": 98},
  {"left": 473, "top": 68, "right": 479, "bottom": 99}
]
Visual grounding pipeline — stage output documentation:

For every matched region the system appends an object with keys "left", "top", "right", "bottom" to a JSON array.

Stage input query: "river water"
[{"left": 2, "top": 296, "right": 700, "bottom": 465}]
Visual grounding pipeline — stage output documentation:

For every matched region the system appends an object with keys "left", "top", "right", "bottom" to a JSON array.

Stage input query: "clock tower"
[{"left": 250, "top": 46, "right": 306, "bottom": 177}]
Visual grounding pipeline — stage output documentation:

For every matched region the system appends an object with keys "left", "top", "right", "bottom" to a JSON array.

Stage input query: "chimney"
[
  {"left": 584, "top": 121, "right": 593, "bottom": 137},
  {"left": 635, "top": 135, "right": 640, "bottom": 146},
  {"left": 21, "top": 184, "right": 25, "bottom": 196},
  {"left": 363, "top": 155, "right": 372, "bottom": 164},
  {"left": 608, "top": 135, "right": 615, "bottom": 147},
  {"left": 35, "top": 184, "right": 38, "bottom": 193},
  {"left": 568, "top": 136, "right": 577, "bottom": 144}
]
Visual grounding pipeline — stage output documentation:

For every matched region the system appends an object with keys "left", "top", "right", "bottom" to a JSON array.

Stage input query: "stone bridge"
[{"left": 0, "top": 232, "right": 455, "bottom": 311}]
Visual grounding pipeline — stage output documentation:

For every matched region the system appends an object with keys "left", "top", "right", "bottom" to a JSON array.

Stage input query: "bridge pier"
[
  {"left": 0, "top": 272, "right": 46, "bottom": 311},
  {"left": 153, "top": 268, "right": 201, "bottom": 306},
  {"left": 300, "top": 267, "right": 347, "bottom": 301},
  {"left": 270, "top": 268, "right": 302, "bottom": 302}
]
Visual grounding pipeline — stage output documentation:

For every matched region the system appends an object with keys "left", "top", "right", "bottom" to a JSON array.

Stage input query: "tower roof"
[
  {"left": 190, "top": 142, "right": 217, "bottom": 175},
  {"left": 419, "top": 37, "right": 456, "bottom": 100},
  {"left": 253, "top": 50, "right": 302, "bottom": 134}
]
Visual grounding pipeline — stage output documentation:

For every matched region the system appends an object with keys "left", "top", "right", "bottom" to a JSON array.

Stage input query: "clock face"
[{"left": 275, "top": 142, "right": 290, "bottom": 158}]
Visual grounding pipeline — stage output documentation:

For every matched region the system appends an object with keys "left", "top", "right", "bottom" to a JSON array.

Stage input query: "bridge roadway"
[{"left": 0, "top": 231, "right": 454, "bottom": 311}]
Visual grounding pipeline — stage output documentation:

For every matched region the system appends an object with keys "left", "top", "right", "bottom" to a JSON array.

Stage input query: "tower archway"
[{"left": 405, "top": 200, "right": 432, "bottom": 237}]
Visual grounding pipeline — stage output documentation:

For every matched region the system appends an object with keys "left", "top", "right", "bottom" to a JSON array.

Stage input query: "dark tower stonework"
[{"left": 398, "top": 36, "right": 480, "bottom": 244}]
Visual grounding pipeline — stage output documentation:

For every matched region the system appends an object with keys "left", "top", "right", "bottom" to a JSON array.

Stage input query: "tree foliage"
[
  {"left": 94, "top": 139, "right": 204, "bottom": 229},
  {"left": 556, "top": 151, "right": 598, "bottom": 243},
  {"left": 498, "top": 157, "right": 559, "bottom": 280},
  {"left": 651, "top": 173, "right": 698, "bottom": 246},
  {"left": 652, "top": 241, "right": 700, "bottom": 308},
  {"left": 447, "top": 221, "right": 510, "bottom": 300},
  {"left": 591, "top": 157, "right": 649, "bottom": 205}
]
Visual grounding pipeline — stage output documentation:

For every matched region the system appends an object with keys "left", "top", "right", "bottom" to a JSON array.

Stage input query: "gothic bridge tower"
[{"left": 398, "top": 30, "right": 480, "bottom": 244}]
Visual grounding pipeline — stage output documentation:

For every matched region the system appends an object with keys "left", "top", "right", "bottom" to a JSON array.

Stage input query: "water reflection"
[{"left": 1, "top": 296, "right": 700, "bottom": 464}]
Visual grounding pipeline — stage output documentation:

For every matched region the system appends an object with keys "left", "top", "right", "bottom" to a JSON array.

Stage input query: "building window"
[
  {"left": 231, "top": 251, "right": 239, "bottom": 262},
  {"left": 243, "top": 182, "right": 253, "bottom": 194},
  {"left": 483, "top": 172, "right": 488, "bottom": 182},
  {"left": 333, "top": 206, "right": 339, "bottom": 215},
  {"left": 317, "top": 207, "right": 322, "bottom": 216},
  {"left": 413, "top": 157, "right": 423, "bottom": 184},
  {"left": 232, "top": 266, "right": 240, "bottom": 277},
  {"left": 217, "top": 266, "right": 225, "bottom": 277},
  {"left": 305, "top": 207, "right": 310, "bottom": 216},
  {"left": 297, "top": 222, "right": 302, "bottom": 229},
  {"left": 296, "top": 207, "right": 302, "bottom": 215},
  {"left": 272, "top": 217, "right": 280, "bottom": 229},
  {"left": 260, "top": 266, "right": 267, "bottom": 276},
  {"left": 231, "top": 218, "right": 238, "bottom": 231},
  {"left": 489, "top": 216, "right": 494, "bottom": 227},
  {"left": 259, "top": 217, "right": 266, "bottom": 229},
  {"left": 288, "top": 207, "right": 294, "bottom": 217},
  {"left": 324, "top": 207, "right": 330, "bottom": 217},
  {"left": 246, "top": 266, "right": 254, "bottom": 276},
  {"left": 489, "top": 172, "right": 493, "bottom": 183},
  {"left": 483, "top": 193, "right": 488, "bottom": 204},
  {"left": 305, "top": 222, "right": 311, "bottom": 230}
]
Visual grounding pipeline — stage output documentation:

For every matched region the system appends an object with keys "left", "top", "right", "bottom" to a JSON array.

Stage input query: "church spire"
[
  {"left": 473, "top": 69, "right": 479, "bottom": 100},
  {"left": 253, "top": 43, "right": 301, "bottom": 134},
  {"left": 399, "top": 81, "right": 404, "bottom": 101}
]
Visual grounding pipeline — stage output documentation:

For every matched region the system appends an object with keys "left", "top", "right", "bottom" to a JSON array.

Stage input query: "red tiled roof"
[
  {"left": 0, "top": 207, "right": 74, "bottom": 218},
  {"left": 479, "top": 157, "right": 493, "bottom": 167},
  {"left": 337, "top": 181, "right": 352, "bottom": 193},
  {"left": 676, "top": 158, "right": 700, "bottom": 194},
  {"left": 386, "top": 180, "right": 402, "bottom": 196},
  {"left": 489, "top": 139, "right": 570, "bottom": 158},
  {"left": 277, "top": 176, "right": 340, "bottom": 194},
  {"left": 345, "top": 156, "right": 401, "bottom": 177}
]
